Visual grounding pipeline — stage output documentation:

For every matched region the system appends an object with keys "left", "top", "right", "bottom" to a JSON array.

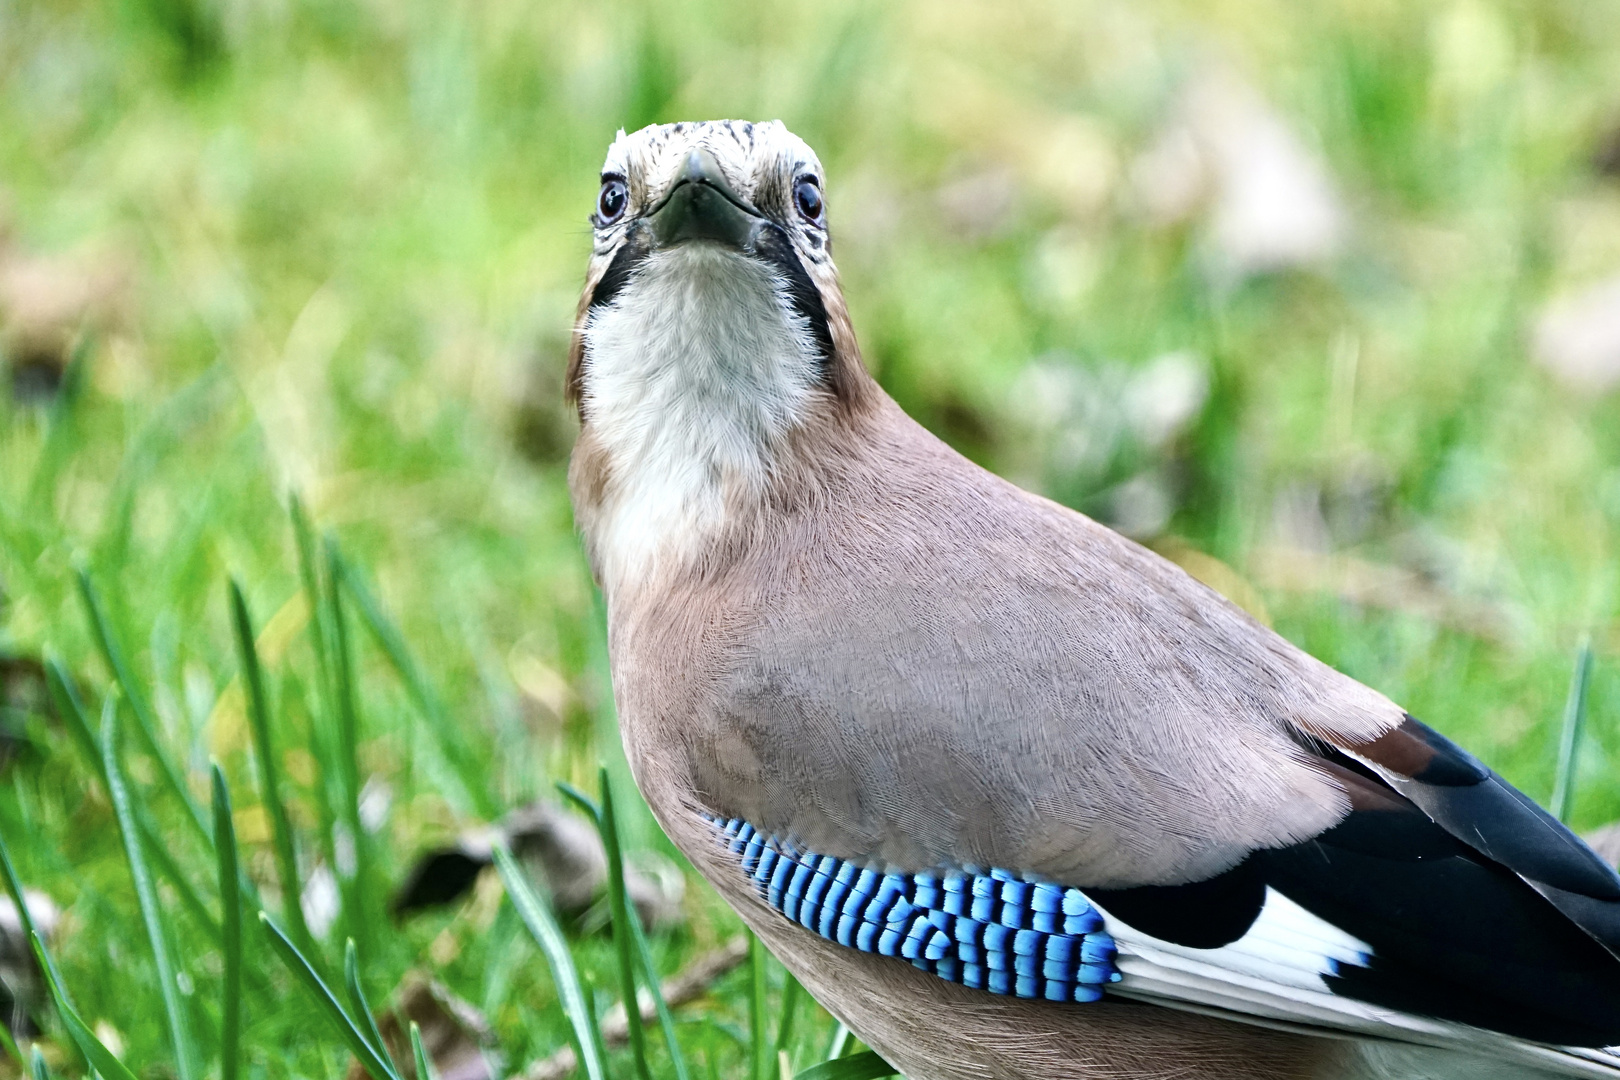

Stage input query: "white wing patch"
[
  {"left": 1114, "top": 886, "right": 1369, "bottom": 990},
  {"left": 1094, "top": 886, "right": 1620, "bottom": 1077}
]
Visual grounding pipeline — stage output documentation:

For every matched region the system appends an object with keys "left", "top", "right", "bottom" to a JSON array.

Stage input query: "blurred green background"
[{"left": 3, "top": 0, "right": 1620, "bottom": 1075}]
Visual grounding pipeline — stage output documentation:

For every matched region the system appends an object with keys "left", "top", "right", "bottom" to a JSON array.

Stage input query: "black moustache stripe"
[
  {"left": 587, "top": 225, "right": 652, "bottom": 313},
  {"left": 750, "top": 224, "right": 837, "bottom": 382},
  {"left": 587, "top": 221, "right": 835, "bottom": 386}
]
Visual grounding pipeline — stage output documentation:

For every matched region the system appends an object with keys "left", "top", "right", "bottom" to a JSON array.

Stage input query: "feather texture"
[{"left": 708, "top": 815, "right": 1121, "bottom": 1003}]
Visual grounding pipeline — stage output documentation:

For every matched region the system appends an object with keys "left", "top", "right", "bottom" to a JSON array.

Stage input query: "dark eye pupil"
[
  {"left": 598, "top": 180, "right": 627, "bottom": 222},
  {"left": 795, "top": 180, "right": 822, "bottom": 222}
]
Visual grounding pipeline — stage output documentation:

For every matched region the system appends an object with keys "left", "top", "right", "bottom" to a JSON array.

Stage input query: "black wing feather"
[
  {"left": 1090, "top": 729, "right": 1620, "bottom": 1048},
  {"left": 1345, "top": 715, "right": 1620, "bottom": 949}
]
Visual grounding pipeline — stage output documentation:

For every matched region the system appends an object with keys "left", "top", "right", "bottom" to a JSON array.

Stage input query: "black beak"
[{"left": 648, "top": 148, "right": 768, "bottom": 249}]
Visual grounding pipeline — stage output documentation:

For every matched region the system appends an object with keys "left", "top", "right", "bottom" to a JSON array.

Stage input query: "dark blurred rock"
[
  {"left": 503, "top": 801, "right": 611, "bottom": 916},
  {"left": 345, "top": 976, "right": 500, "bottom": 1080},
  {"left": 0, "top": 225, "right": 127, "bottom": 405},
  {"left": 0, "top": 654, "right": 52, "bottom": 770},
  {"left": 0, "top": 655, "right": 48, "bottom": 717},
  {"left": 6, "top": 343, "right": 65, "bottom": 404},
  {"left": 392, "top": 850, "right": 486, "bottom": 914},
  {"left": 1593, "top": 119, "right": 1620, "bottom": 179},
  {"left": 520, "top": 935, "right": 751, "bottom": 1080},
  {"left": 393, "top": 800, "right": 684, "bottom": 931}
]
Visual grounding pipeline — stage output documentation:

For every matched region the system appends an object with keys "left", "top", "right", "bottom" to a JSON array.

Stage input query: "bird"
[{"left": 564, "top": 119, "right": 1620, "bottom": 1080}]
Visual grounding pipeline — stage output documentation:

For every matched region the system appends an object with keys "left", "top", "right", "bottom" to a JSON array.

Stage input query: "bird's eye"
[
  {"left": 794, "top": 177, "right": 823, "bottom": 224},
  {"left": 596, "top": 176, "right": 628, "bottom": 225}
]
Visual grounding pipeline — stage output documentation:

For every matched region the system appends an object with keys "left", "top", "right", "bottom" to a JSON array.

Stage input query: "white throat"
[{"left": 580, "top": 243, "right": 823, "bottom": 595}]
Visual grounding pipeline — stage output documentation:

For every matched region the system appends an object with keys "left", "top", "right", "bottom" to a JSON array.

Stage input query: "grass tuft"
[
  {"left": 775, "top": 971, "right": 804, "bottom": 1071},
  {"left": 31, "top": 931, "right": 143, "bottom": 1080},
  {"left": 76, "top": 569, "right": 211, "bottom": 846},
  {"left": 344, "top": 937, "right": 398, "bottom": 1074},
  {"left": 0, "top": 811, "right": 47, "bottom": 995},
  {"left": 213, "top": 763, "right": 244, "bottom": 1080},
  {"left": 409, "top": 1022, "right": 437, "bottom": 1080},
  {"left": 493, "top": 841, "right": 609, "bottom": 1080},
  {"left": 99, "top": 695, "right": 200, "bottom": 1080},
  {"left": 260, "top": 913, "right": 402, "bottom": 1080},
  {"left": 46, "top": 654, "right": 226, "bottom": 944},
  {"left": 1551, "top": 637, "right": 1595, "bottom": 823},
  {"left": 337, "top": 552, "right": 493, "bottom": 819},
  {"left": 627, "top": 890, "right": 692, "bottom": 1080},
  {"left": 561, "top": 771, "right": 653, "bottom": 1080},
  {"left": 232, "top": 577, "right": 316, "bottom": 955},
  {"left": 323, "top": 537, "right": 374, "bottom": 962},
  {"left": 750, "top": 933, "right": 771, "bottom": 1080}
]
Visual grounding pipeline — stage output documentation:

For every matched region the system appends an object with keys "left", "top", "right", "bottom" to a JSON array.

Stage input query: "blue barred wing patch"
[{"left": 707, "top": 815, "right": 1120, "bottom": 1003}]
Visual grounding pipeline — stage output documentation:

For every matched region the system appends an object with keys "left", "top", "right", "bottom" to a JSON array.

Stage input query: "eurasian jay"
[{"left": 564, "top": 119, "right": 1620, "bottom": 1080}]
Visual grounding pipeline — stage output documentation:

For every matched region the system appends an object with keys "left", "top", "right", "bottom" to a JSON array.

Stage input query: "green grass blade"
[
  {"left": 0, "top": 816, "right": 46, "bottom": 995},
  {"left": 627, "top": 899, "right": 691, "bottom": 1080},
  {"left": 557, "top": 776, "right": 686, "bottom": 1077},
  {"left": 344, "top": 938, "right": 396, "bottom": 1070},
  {"left": 493, "top": 842, "right": 608, "bottom": 1080},
  {"left": 409, "top": 1022, "right": 437, "bottom": 1080},
  {"left": 213, "top": 765, "right": 243, "bottom": 1080},
  {"left": 323, "top": 537, "right": 372, "bottom": 960},
  {"left": 824, "top": 1025, "right": 852, "bottom": 1062},
  {"left": 47, "top": 657, "right": 226, "bottom": 944},
  {"left": 29, "top": 1044, "right": 50, "bottom": 1080},
  {"left": 290, "top": 499, "right": 343, "bottom": 875},
  {"left": 556, "top": 781, "right": 601, "bottom": 825},
  {"left": 0, "top": 1001, "right": 20, "bottom": 1064},
  {"left": 596, "top": 769, "right": 651, "bottom": 1080},
  {"left": 290, "top": 494, "right": 335, "bottom": 698},
  {"left": 144, "top": 821, "right": 225, "bottom": 942},
  {"left": 76, "top": 568, "right": 211, "bottom": 847},
  {"left": 335, "top": 553, "right": 490, "bottom": 817},
  {"left": 794, "top": 1051, "right": 897, "bottom": 1080},
  {"left": 231, "top": 579, "right": 315, "bottom": 953},
  {"left": 31, "top": 931, "right": 142, "bottom": 1080},
  {"left": 260, "top": 914, "right": 400, "bottom": 1080},
  {"left": 101, "top": 697, "right": 200, "bottom": 1080},
  {"left": 291, "top": 498, "right": 342, "bottom": 865},
  {"left": 1551, "top": 636, "right": 1594, "bottom": 822},
  {"left": 774, "top": 972, "right": 803, "bottom": 1067},
  {"left": 750, "top": 932, "right": 770, "bottom": 1080},
  {"left": 4, "top": 832, "right": 80, "bottom": 1066}
]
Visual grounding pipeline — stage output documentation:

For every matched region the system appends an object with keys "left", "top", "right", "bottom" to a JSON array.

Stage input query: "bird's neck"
[{"left": 572, "top": 244, "right": 825, "bottom": 598}]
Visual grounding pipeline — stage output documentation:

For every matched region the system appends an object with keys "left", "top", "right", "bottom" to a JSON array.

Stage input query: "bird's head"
[{"left": 565, "top": 120, "right": 871, "bottom": 420}]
